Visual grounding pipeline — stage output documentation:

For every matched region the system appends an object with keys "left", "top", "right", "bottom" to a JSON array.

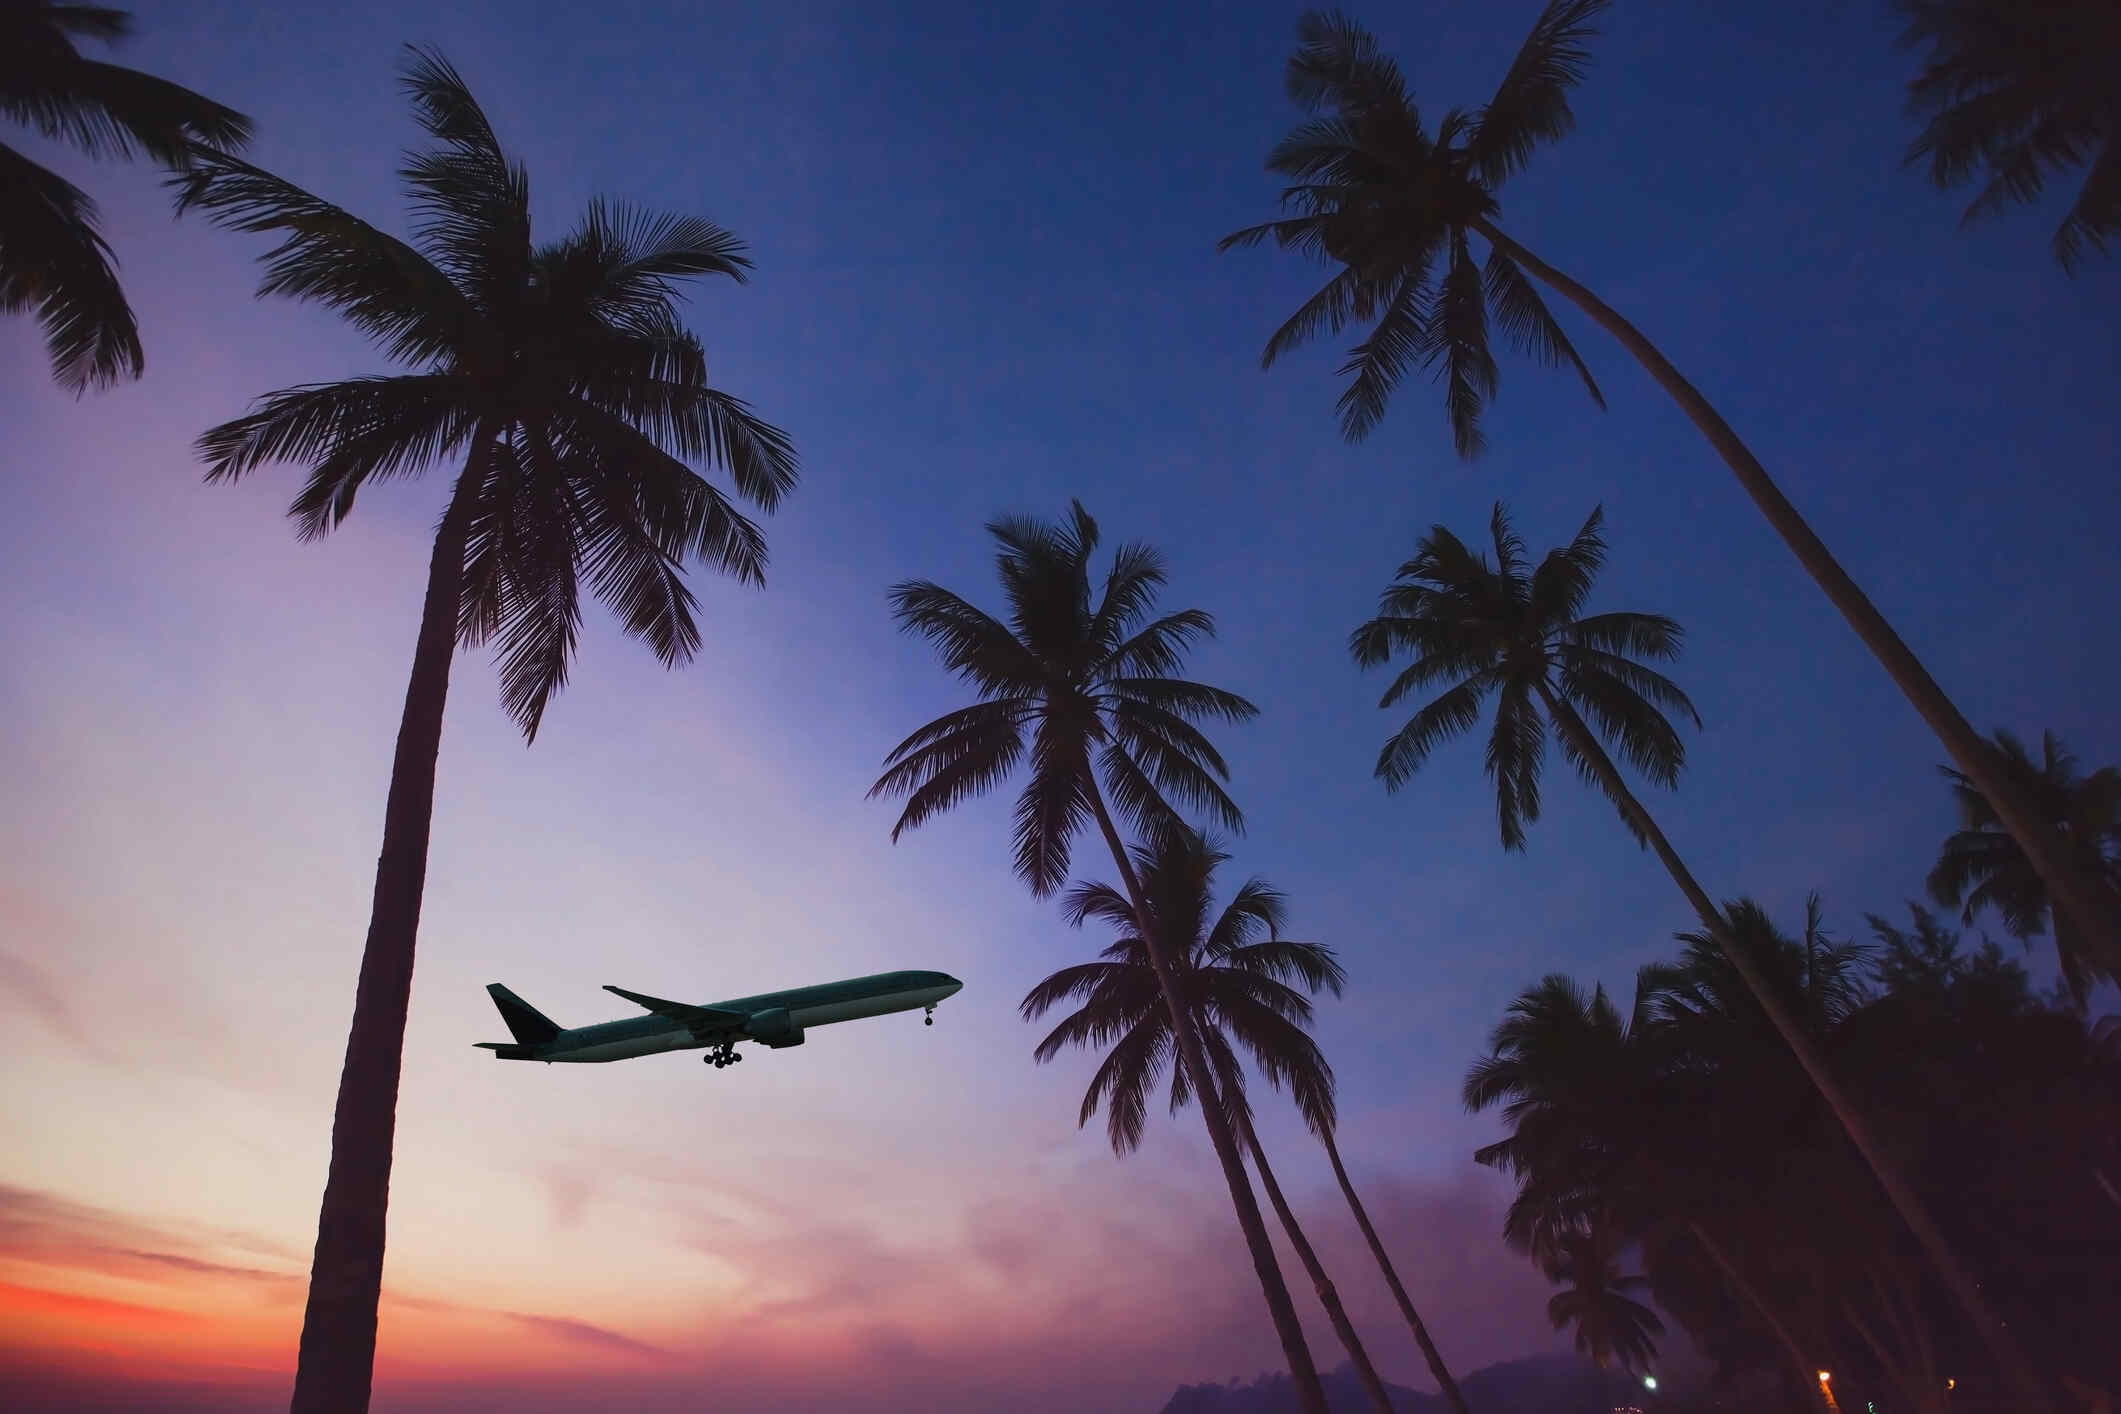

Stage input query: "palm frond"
[
  {"left": 1015, "top": 712, "right": 1093, "bottom": 896},
  {"left": 1527, "top": 506, "right": 1606, "bottom": 627},
  {"left": 1285, "top": 10, "right": 1411, "bottom": 116},
  {"left": 1374, "top": 671, "right": 1493, "bottom": 790},
  {"left": 194, "top": 372, "right": 472, "bottom": 492},
  {"left": 1421, "top": 230, "right": 1498, "bottom": 458},
  {"left": 1466, "top": 0, "right": 1608, "bottom": 187},
  {"left": 5, "top": 45, "right": 251, "bottom": 164},
  {"left": 1086, "top": 542, "right": 1168, "bottom": 655},
  {"left": 0, "top": 142, "right": 138, "bottom": 387},
  {"left": 168, "top": 148, "right": 471, "bottom": 367},
  {"left": 1482, "top": 242, "right": 1604, "bottom": 406},
  {"left": 1334, "top": 271, "right": 1428, "bottom": 443},
  {"left": 1101, "top": 609, "right": 1221, "bottom": 681},
  {"left": 869, "top": 700, "right": 1029, "bottom": 839},
  {"left": 886, "top": 582, "right": 1044, "bottom": 696},
  {"left": 1487, "top": 674, "right": 1546, "bottom": 851}
]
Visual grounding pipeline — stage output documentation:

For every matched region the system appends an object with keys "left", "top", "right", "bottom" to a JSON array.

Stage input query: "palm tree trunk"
[
  {"left": 1476, "top": 215, "right": 2121, "bottom": 980},
  {"left": 1236, "top": 1114, "right": 1397, "bottom": 1414},
  {"left": 1683, "top": 1220, "right": 1828, "bottom": 1413},
  {"left": 1531, "top": 680, "right": 2050, "bottom": 1412},
  {"left": 289, "top": 446, "right": 487, "bottom": 1414},
  {"left": 1081, "top": 781, "right": 1330, "bottom": 1414},
  {"left": 1321, "top": 1129, "right": 1471, "bottom": 1414}
]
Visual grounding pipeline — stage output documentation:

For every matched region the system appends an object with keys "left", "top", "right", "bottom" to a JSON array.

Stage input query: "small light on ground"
[{"left": 1643, "top": 1375, "right": 1658, "bottom": 1390}]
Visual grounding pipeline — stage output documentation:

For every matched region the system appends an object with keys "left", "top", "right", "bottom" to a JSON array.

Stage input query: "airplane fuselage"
[{"left": 481, "top": 970, "right": 962, "bottom": 1064}]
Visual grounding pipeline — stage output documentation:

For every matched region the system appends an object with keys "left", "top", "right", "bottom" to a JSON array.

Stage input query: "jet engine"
[{"left": 744, "top": 1006, "right": 805, "bottom": 1048}]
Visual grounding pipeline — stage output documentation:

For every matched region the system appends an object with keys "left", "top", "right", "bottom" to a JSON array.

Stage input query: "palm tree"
[
  {"left": 1895, "top": 0, "right": 2120, "bottom": 272},
  {"left": 1223, "top": 0, "right": 2121, "bottom": 984},
  {"left": 2, "top": 0, "right": 250, "bottom": 388},
  {"left": 870, "top": 505, "right": 1332, "bottom": 1414},
  {"left": 1929, "top": 728, "right": 2121, "bottom": 1001},
  {"left": 1544, "top": 1227, "right": 1664, "bottom": 1375},
  {"left": 174, "top": 50, "right": 797, "bottom": 1414},
  {"left": 1351, "top": 503, "right": 2046, "bottom": 1404},
  {"left": 1021, "top": 829, "right": 1399, "bottom": 1414}
]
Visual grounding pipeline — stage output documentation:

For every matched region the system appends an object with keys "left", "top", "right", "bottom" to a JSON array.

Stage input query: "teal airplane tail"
[{"left": 485, "top": 983, "right": 561, "bottom": 1046}]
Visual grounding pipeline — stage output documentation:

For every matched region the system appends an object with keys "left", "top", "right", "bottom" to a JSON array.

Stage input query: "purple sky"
[{"left": 1, "top": 0, "right": 2114, "bottom": 1408}]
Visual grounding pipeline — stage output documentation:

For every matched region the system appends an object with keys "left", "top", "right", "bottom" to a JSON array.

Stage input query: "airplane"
[{"left": 475, "top": 970, "right": 964, "bottom": 1069}]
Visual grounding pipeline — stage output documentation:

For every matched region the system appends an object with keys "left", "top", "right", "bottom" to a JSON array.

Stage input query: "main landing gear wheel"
[{"left": 705, "top": 1046, "right": 741, "bottom": 1068}]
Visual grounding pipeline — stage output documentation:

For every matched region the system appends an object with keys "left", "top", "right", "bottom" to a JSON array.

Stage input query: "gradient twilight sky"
[{"left": 2, "top": 0, "right": 2116, "bottom": 1409}]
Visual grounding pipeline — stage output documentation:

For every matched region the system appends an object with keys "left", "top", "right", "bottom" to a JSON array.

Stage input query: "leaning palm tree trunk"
[
  {"left": 1081, "top": 783, "right": 1330, "bottom": 1414},
  {"left": 1235, "top": 1112, "right": 1397, "bottom": 1414},
  {"left": 1321, "top": 1129, "right": 1472, "bottom": 1414},
  {"left": 1683, "top": 1220, "right": 1828, "bottom": 1414},
  {"left": 1532, "top": 682, "right": 2049, "bottom": 1411},
  {"left": 1475, "top": 215, "right": 2121, "bottom": 980},
  {"left": 290, "top": 449, "right": 486, "bottom": 1414}
]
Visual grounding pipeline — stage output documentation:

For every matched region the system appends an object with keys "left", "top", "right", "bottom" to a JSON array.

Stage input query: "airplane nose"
[{"left": 941, "top": 975, "right": 963, "bottom": 996}]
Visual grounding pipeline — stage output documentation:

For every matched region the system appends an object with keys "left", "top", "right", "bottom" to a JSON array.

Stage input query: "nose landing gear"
[{"left": 923, "top": 1004, "right": 935, "bottom": 1027}]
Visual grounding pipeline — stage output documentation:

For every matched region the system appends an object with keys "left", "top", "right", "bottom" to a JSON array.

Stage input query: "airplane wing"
[{"left": 604, "top": 985, "right": 749, "bottom": 1036}]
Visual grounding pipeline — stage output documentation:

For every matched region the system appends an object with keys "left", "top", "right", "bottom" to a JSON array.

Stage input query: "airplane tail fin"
[{"left": 486, "top": 984, "right": 561, "bottom": 1046}]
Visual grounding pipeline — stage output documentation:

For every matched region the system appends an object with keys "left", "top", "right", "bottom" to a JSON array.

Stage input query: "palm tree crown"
[
  {"left": 1349, "top": 502, "right": 1698, "bottom": 851},
  {"left": 1020, "top": 829, "right": 1342, "bottom": 1152},
  {"left": 2, "top": 0, "right": 251, "bottom": 387},
  {"left": 1897, "top": 0, "right": 2121, "bottom": 271},
  {"left": 1928, "top": 728, "right": 2121, "bottom": 1000},
  {"left": 1221, "top": 1, "right": 1609, "bottom": 449},
  {"left": 871, "top": 503, "right": 1257, "bottom": 895},
  {"left": 172, "top": 48, "right": 795, "bottom": 738},
  {"left": 1544, "top": 1226, "right": 1665, "bottom": 1374}
]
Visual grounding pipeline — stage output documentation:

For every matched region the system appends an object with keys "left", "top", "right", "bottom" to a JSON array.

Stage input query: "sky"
[{"left": 1, "top": 0, "right": 2116, "bottom": 1410}]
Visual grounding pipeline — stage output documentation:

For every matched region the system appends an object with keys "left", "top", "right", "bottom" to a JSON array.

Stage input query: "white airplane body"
[{"left": 476, "top": 970, "right": 963, "bottom": 1068}]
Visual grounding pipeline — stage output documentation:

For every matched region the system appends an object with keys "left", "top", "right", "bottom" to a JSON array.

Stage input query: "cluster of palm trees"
[
  {"left": 7, "top": 0, "right": 2117, "bottom": 1411},
  {"left": 1466, "top": 899, "right": 2121, "bottom": 1410}
]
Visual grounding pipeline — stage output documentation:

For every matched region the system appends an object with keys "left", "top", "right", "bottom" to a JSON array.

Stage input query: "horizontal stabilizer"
[
  {"left": 604, "top": 985, "right": 748, "bottom": 1034},
  {"left": 474, "top": 1042, "right": 534, "bottom": 1060},
  {"left": 486, "top": 984, "right": 561, "bottom": 1046}
]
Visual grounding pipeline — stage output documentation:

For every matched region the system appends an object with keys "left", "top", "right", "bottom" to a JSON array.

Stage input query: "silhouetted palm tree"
[
  {"left": 1546, "top": 1227, "right": 1664, "bottom": 1374},
  {"left": 175, "top": 50, "right": 796, "bottom": 1414},
  {"left": 1896, "top": 0, "right": 2120, "bottom": 271},
  {"left": 1930, "top": 728, "right": 2121, "bottom": 1001},
  {"left": 1225, "top": 1, "right": 2120, "bottom": 986},
  {"left": 871, "top": 506, "right": 1332, "bottom": 1414},
  {"left": 1351, "top": 504, "right": 2037, "bottom": 1401},
  {"left": 1022, "top": 829, "right": 1398, "bottom": 1414},
  {"left": 2, "top": 0, "right": 250, "bottom": 388},
  {"left": 1465, "top": 963, "right": 1833, "bottom": 1410}
]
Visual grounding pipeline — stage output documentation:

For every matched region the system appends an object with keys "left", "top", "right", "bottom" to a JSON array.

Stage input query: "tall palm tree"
[
  {"left": 1351, "top": 503, "right": 2046, "bottom": 1405},
  {"left": 1896, "top": 0, "right": 2121, "bottom": 272},
  {"left": 2, "top": 0, "right": 250, "bottom": 388},
  {"left": 1223, "top": 0, "right": 2121, "bottom": 982},
  {"left": 1929, "top": 728, "right": 2121, "bottom": 1001},
  {"left": 1543, "top": 1227, "right": 1664, "bottom": 1375},
  {"left": 1021, "top": 829, "right": 1399, "bottom": 1414},
  {"left": 174, "top": 50, "right": 797, "bottom": 1414},
  {"left": 869, "top": 505, "right": 1333, "bottom": 1414}
]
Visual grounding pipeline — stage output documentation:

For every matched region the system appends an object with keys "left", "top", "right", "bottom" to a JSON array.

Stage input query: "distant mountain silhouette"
[{"left": 1160, "top": 1352, "right": 1646, "bottom": 1414}]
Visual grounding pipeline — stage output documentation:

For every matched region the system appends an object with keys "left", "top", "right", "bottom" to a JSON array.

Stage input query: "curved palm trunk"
[
  {"left": 1532, "top": 681, "right": 2050, "bottom": 1412},
  {"left": 1321, "top": 1130, "right": 1471, "bottom": 1414},
  {"left": 1683, "top": 1220, "right": 1828, "bottom": 1413},
  {"left": 1476, "top": 215, "right": 2121, "bottom": 980},
  {"left": 1081, "top": 784, "right": 1330, "bottom": 1414},
  {"left": 1235, "top": 1114, "right": 1397, "bottom": 1414},
  {"left": 289, "top": 447, "right": 487, "bottom": 1414}
]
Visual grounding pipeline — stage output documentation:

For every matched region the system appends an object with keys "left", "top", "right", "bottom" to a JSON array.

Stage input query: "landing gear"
[
  {"left": 704, "top": 1043, "right": 742, "bottom": 1068},
  {"left": 923, "top": 1005, "right": 935, "bottom": 1027}
]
